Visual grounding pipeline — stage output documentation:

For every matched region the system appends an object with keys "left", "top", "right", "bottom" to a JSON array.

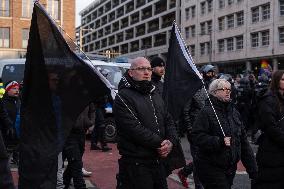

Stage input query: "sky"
[{"left": 76, "top": 0, "right": 94, "bottom": 27}]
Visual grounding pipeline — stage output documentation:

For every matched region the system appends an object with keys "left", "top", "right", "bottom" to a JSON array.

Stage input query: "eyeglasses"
[
  {"left": 216, "top": 88, "right": 231, "bottom": 93},
  {"left": 131, "top": 67, "right": 153, "bottom": 72}
]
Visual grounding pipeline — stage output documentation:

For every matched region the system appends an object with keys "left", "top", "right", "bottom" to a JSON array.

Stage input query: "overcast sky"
[{"left": 76, "top": 0, "right": 94, "bottom": 27}]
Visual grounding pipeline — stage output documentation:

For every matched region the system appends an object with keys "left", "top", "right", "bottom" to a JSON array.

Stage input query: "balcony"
[
  {"left": 121, "top": 48, "right": 128, "bottom": 54},
  {"left": 169, "top": 0, "right": 176, "bottom": 9},
  {"left": 112, "top": 1, "right": 119, "bottom": 8},
  {"left": 142, "top": 12, "right": 152, "bottom": 20},
  {"left": 125, "top": 33, "right": 134, "bottom": 40},
  {"left": 112, "top": 27, "right": 119, "bottom": 32},
  {"left": 109, "top": 12, "right": 115, "bottom": 22},
  {"left": 105, "top": 3, "right": 111, "bottom": 12},
  {"left": 117, "top": 9, "right": 124, "bottom": 18},
  {"left": 101, "top": 18, "right": 108, "bottom": 26},
  {"left": 148, "top": 25, "right": 159, "bottom": 32},
  {"left": 121, "top": 22, "right": 128, "bottom": 29},
  {"left": 117, "top": 37, "right": 123, "bottom": 43},
  {"left": 136, "top": 0, "right": 146, "bottom": 8},
  {"left": 162, "top": 21, "right": 172, "bottom": 28},
  {"left": 98, "top": 32, "right": 103, "bottom": 38},
  {"left": 141, "top": 44, "right": 151, "bottom": 49},
  {"left": 126, "top": 5, "right": 134, "bottom": 13},
  {"left": 131, "top": 17, "right": 139, "bottom": 24},
  {"left": 101, "top": 43, "right": 107, "bottom": 48},
  {"left": 136, "top": 29, "right": 145, "bottom": 37},
  {"left": 154, "top": 40, "right": 166, "bottom": 47},
  {"left": 109, "top": 39, "right": 115, "bottom": 46},
  {"left": 130, "top": 46, "right": 139, "bottom": 52}
]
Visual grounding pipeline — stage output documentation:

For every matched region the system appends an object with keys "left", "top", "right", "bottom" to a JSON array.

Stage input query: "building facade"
[
  {"left": 0, "top": 0, "right": 75, "bottom": 59},
  {"left": 181, "top": 0, "right": 284, "bottom": 73},
  {"left": 79, "top": 0, "right": 180, "bottom": 59}
]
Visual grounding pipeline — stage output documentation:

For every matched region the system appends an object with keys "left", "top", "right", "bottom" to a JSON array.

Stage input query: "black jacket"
[
  {"left": 255, "top": 90, "right": 284, "bottom": 188},
  {"left": 192, "top": 96, "right": 257, "bottom": 178},
  {"left": 114, "top": 74, "right": 178, "bottom": 160},
  {"left": 151, "top": 73, "right": 163, "bottom": 96},
  {"left": 183, "top": 88, "right": 207, "bottom": 137},
  {"left": 0, "top": 99, "right": 13, "bottom": 156}
]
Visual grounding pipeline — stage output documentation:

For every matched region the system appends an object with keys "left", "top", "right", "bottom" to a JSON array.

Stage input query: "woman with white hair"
[{"left": 192, "top": 79, "right": 257, "bottom": 189}]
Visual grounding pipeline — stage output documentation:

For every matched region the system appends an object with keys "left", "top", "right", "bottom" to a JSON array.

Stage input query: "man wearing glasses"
[{"left": 114, "top": 57, "right": 178, "bottom": 189}]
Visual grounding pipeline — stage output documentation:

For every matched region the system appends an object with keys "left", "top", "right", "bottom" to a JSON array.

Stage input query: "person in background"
[
  {"left": 2, "top": 81, "right": 20, "bottom": 165},
  {"left": 0, "top": 97, "right": 15, "bottom": 189},
  {"left": 150, "top": 57, "right": 165, "bottom": 96},
  {"left": 0, "top": 78, "right": 5, "bottom": 98},
  {"left": 192, "top": 79, "right": 257, "bottom": 189},
  {"left": 255, "top": 70, "right": 284, "bottom": 189},
  {"left": 201, "top": 64, "right": 216, "bottom": 89}
]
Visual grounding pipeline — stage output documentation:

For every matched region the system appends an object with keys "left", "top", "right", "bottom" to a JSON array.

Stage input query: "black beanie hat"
[{"left": 150, "top": 57, "right": 165, "bottom": 68}]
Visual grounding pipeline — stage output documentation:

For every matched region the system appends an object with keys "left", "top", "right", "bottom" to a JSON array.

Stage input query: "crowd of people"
[{"left": 0, "top": 56, "right": 283, "bottom": 189}]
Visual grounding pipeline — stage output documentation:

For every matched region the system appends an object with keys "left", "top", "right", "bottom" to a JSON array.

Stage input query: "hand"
[
  {"left": 224, "top": 137, "right": 231, "bottom": 146},
  {"left": 157, "top": 140, "right": 173, "bottom": 158},
  {"left": 86, "top": 125, "right": 95, "bottom": 134}
]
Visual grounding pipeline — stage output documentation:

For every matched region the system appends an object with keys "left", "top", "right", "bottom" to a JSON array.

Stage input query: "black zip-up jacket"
[
  {"left": 114, "top": 74, "right": 178, "bottom": 160},
  {"left": 151, "top": 73, "right": 163, "bottom": 96},
  {"left": 192, "top": 96, "right": 257, "bottom": 178}
]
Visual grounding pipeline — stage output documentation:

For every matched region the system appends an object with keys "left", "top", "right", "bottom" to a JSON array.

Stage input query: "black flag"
[
  {"left": 163, "top": 23, "right": 203, "bottom": 121},
  {"left": 18, "top": 2, "right": 111, "bottom": 188}
]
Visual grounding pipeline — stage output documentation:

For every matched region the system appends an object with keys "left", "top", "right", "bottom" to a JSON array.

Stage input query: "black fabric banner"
[
  {"left": 18, "top": 3, "right": 110, "bottom": 188},
  {"left": 163, "top": 23, "right": 203, "bottom": 121}
]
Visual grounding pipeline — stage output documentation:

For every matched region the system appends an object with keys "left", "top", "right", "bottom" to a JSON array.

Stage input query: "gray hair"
[
  {"left": 130, "top": 57, "right": 150, "bottom": 69},
  {"left": 208, "top": 79, "right": 231, "bottom": 95}
]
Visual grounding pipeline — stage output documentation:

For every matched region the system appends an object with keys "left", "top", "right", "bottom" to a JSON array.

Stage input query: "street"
[{"left": 11, "top": 137, "right": 258, "bottom": 189}]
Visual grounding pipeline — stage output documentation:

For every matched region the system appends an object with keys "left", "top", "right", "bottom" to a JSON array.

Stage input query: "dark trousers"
[
  {"left": 196, "top": 161, "right": 236, "bottom": 189},
  {"left": 116, "top": 157, "right": 168, "bottom": 189},
  {"left": 63, "top": 141, "right": 86, "bottom": 189}
]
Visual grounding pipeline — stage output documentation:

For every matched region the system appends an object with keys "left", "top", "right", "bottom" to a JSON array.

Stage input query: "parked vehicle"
[{"left": 0, "top": 59, "right": 25, "bottom": 84}]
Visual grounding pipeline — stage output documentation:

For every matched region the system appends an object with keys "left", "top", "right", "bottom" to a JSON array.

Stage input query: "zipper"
[{"left": 149, "top": 95, "right": 160, "bottom": 134}]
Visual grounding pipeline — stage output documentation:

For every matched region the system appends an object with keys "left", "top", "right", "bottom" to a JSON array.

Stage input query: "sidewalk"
[{"left": 12, "top": 141, "right": 247, "bottom": 189}]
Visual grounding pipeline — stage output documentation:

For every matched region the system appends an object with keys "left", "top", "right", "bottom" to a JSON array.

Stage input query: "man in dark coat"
[
  {"left": 150, "top": 56, "right": 165, "bottom": 96},
  {"left": 114, "top": 57, "right": 178, "bottom": 189},
  {"left": 0, "top": 98, "right": 15, "bottom": 189}
]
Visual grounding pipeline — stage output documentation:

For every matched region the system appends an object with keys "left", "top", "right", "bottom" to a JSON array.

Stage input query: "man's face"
[
  {"left": 7, "top": 86, "right": 19, "bottom": 97},
  {"left": 129, "top": 59, "right": 152, "bottom": 81},
  {"left": 48, "top": 73, "right": 59, "bottom": 92},
  {"left": 153, "top": 66, "right": 165, "bottom": 77}
]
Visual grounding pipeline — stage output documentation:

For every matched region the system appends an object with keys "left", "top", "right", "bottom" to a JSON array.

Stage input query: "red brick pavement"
[
  {"left": 12, "top": 141, "right": 246, "bottom": 189},
  {"left": 83, "top": 142, "right": 186, "bottom": 189}
]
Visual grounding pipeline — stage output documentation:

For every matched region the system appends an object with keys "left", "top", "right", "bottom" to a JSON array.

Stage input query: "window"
[
  {"left": 191, "top": 6, "right": 196, "bottom": 18},
  {"left": 190, "top": 45, "right": 195, "bottom": 56},
  {"left": 0, "top": 0, "right": 9, "bottom": 17},
  {"left": 218, "top": 39, "right": 225, "bottom": 52},
  {"left": 251, "top": 32, "right": 259, "bottom": 47},
  {"left": 261, "top": 30, "right": 269, "bottom": 46},
  {"left": 22, "top": 0, "right": 35, "bottom": 18},
  {"left": 218, "top": 17, "right": 225, "bottom": 31},
  {"left": 279, "top": 27, "right": 284, "bottom": 43},
  {"left": 22, "top": 29, "right": 29, "bottom": 48},
  {"left": 206, "top": 42, "right": 211, "bottom": 55},
  {"left": 236, "top": 11, "right": 244, "bottom": 26},
  {"left": 200, "top": 43, "right": 206, "bottom": 55},
  {"left": 236, "top": 35, "right": 243, "bottom": 49},
  {"left": 191, "top": 25, "right": 196, "bottom": 37},
  {"left": 280, "top": 0, "right": 284, "bottom": 16},
  {"left": 200, "top": 22, "right": 206, "bottom": 35},
  {"left": 227, "top": 14, "right": 234, "bottom": 29},
  {"left": 208, "top": 0, "right": 213, "bottom": 13},
  {"left": 207, "top": 20, "right": 212, "bottom": 34},
  {"left": 262, "top": 4, "right": 270, "bottom": 21},
  {"left": 0, "top": 28, "right": 9, "bottom": 48},
  {"left": 219, "top": 0, "right": 225, "bottom": 9},
  {"left": 48, "top": 0, "right": 61, "bottom": 20},
  {"left": 252, "top": 7, "right": 259, "bottom": 23},
  {"left": 185, "top": 8, "right": 190, "bottom": 20},
  {"left": 185, "top": 27, "right": 190, "bottom": 39},
  {"left": 228, "top": 0, "right": 234, "bottom": 6},
  {"left": 227, "top": 37, "right": 234, "bottom": 51},
  {"left": 201, "top": 2, "right": 206, "bottom": 15}
]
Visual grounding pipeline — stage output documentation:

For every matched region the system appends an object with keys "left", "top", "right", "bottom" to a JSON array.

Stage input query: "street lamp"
[{"left": 79, "top": 26, "right": 94, "bottom": 52}]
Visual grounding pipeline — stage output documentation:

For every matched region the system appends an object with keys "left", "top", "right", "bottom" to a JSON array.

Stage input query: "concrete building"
[
  {"left": 79, "top": 0, "right": 180, "bottom": 59},
  {"left": 0, "top": 0, "right": 75, "bottom": 59},
  {"left": 181, "top": 0, "right": 284, "bottom": 74}
]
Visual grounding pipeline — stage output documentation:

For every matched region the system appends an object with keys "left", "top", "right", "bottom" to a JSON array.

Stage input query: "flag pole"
[{"left": 173, "top": 22, "right": 226, "bottom": 137}]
